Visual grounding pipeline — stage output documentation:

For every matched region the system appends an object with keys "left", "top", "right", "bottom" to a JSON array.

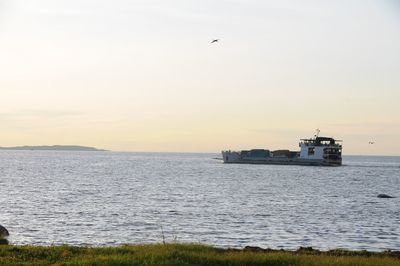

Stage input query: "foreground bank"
[{"left": 0, "top": 244, "right": 399, "bottom": 266}]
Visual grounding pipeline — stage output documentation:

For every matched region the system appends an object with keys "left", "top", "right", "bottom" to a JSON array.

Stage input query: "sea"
[{"left": 1, "top": 151, "right": 399, "bottom": 251}]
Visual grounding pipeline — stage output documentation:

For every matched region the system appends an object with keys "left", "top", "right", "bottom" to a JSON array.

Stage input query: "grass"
[{"left": 0, "top": 243, "right": 399, "bottom": 266}]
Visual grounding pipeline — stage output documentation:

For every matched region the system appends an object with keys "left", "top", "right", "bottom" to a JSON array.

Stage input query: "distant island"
[{"left": 0, "top": 145, "right": 107, "bottom": 151}]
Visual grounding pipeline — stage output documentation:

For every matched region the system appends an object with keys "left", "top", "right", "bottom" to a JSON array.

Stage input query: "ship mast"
[{"left": 314, "top": 129, "right": 320, "bottom": 138}]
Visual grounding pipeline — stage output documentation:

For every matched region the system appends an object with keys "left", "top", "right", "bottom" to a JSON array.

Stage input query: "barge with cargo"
[{"left": 222, "top": 134, "right": 342, "bottom": 166}]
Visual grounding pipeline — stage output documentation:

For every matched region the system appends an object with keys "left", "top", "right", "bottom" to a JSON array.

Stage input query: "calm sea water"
[{"left": 1, "top": 151, "right": 399, "bottom": 251}]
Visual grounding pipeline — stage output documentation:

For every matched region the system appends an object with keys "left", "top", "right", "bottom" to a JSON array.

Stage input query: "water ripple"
[{"left": 0, "top": 152, "right": 399, "bottom": 251}]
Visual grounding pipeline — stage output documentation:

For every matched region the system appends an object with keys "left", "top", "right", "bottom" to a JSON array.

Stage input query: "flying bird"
[
  {"left": 369, "top": 141, "right": 375, "bottom": 144},
  {"left": 211, "top": 39, "right": 220, "bottom": 44}
]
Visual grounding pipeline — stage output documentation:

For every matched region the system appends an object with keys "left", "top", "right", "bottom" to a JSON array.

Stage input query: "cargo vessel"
[{"left": 222, "top": 134, "right": 342, "bottom": 166}]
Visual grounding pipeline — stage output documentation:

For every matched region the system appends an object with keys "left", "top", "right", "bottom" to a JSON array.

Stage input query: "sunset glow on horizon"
[{"left": 1, "top": 0, "right": 399, "bottom": 155}]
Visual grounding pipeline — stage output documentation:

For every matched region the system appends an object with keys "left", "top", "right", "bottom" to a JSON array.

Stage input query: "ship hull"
[
  {"left": 222, "top": 158, "right": 341, "bottom": 166},
  {"left": 221, "top": 151, "right": 341, "bottom": 166}
]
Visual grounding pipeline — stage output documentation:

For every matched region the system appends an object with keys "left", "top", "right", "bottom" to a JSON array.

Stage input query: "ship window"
[{"left": 308, "top": 147, "right": 315, "bottom": 156}]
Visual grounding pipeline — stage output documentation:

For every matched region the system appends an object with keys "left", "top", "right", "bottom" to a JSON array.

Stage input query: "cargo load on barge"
[{"left": 222, "top": 134, "right": 342, "bottom": 166}]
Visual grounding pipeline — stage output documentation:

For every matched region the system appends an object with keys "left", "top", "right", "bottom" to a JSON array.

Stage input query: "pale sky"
[{"left": 1, "top": 0, "right": 399, "bottom": 154}]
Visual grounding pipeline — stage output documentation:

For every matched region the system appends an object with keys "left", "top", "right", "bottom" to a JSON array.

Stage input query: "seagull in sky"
[
  {"left": 369, "top": 141, "right": 375, "bottom": 144},
  {"left": 211, "top": 39, "right": 220, "bottom": 44}
]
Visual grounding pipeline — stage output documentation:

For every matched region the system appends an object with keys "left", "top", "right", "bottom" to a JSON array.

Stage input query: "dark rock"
[
  {"left": 377, "top": 194, "right": 395, "bottom": 199},
  {"left": 298, "top": 246, "right": 315, "bottom": 252},
  {"left": 0, "top": 225, "right": 9, "bottom": 238},
  {"left": 244, "top": 246, "right": 265, "bottom": 252},
  {"left": 0, "top": 225, "right": 9, "bottom": 245}
]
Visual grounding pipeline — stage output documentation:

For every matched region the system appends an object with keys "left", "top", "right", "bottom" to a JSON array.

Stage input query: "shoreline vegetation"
[{"left": 0, "top": 243, "right": 399, "bottom": 266}]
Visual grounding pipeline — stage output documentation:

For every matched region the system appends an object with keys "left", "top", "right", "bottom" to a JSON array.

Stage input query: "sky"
[{"left": 0, "top": 0, "right": 399, "bottom": 154}]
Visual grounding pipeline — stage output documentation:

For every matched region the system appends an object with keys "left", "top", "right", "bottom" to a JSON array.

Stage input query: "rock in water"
[
  {"left": 244, "top": 246, "right": 265, "bottom": 252},
  {"left": 0, "top": 225, "right": 9, "bottom": 238},
  {"left": 0, "top": 225, "right": 9, "bottom": 244},
  {"left": 377, "top": 194, "right": 395, "bottom": 199}
]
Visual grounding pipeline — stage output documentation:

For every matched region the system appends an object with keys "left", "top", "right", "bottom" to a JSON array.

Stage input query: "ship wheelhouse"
[{"left": 299, "top": 137, "right": 342, "bottom": 165}]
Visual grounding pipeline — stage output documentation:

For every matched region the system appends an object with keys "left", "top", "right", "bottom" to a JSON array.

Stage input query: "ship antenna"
[{"left": 314, "top": 129, "right": 320, "bottom": 138}]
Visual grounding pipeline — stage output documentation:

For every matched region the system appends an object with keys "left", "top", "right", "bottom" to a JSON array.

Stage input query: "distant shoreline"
[{"left": 0, "top": 145, "right": 107, "bottom": 151}]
